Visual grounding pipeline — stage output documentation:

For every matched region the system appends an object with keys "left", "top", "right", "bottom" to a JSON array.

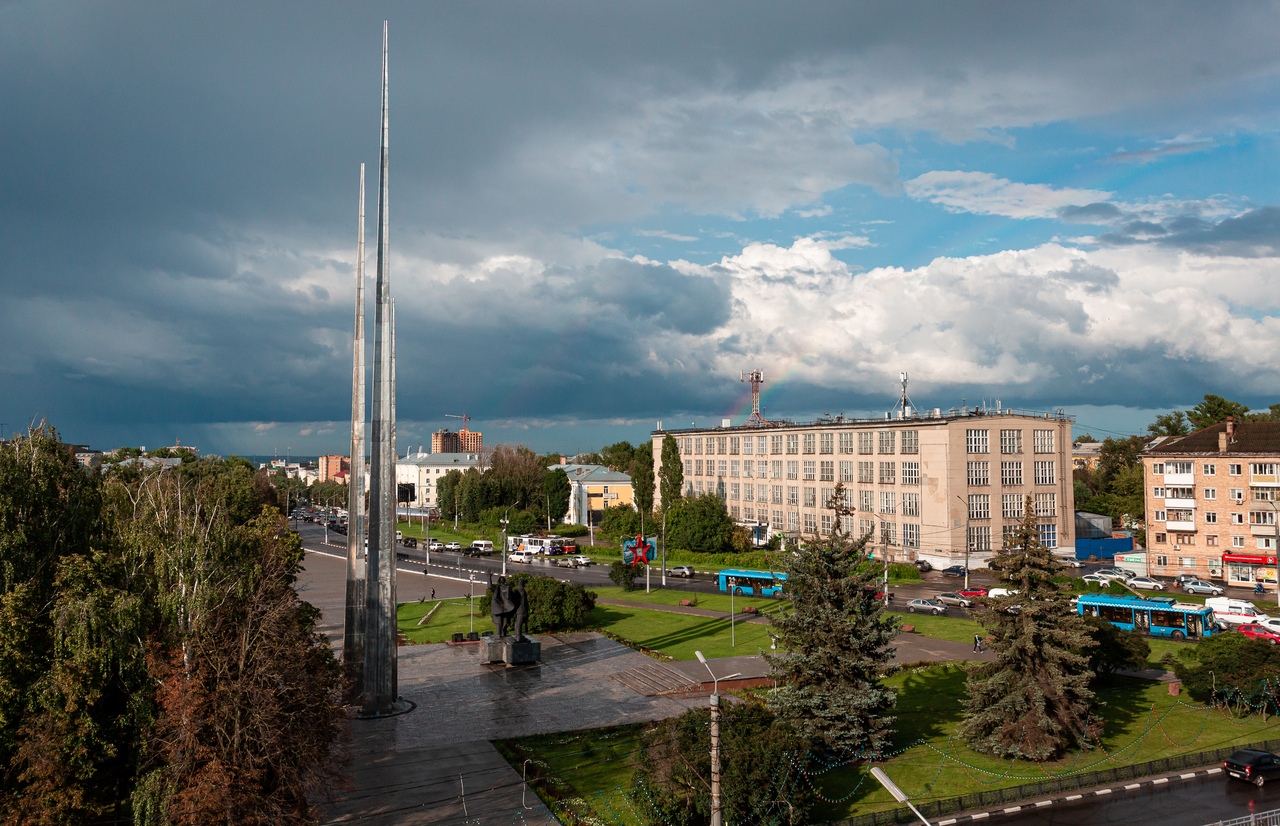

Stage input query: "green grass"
[
  {"left": 499, "top": 663, "right": 1280, "bottom": 824},
  {"left": 587, "top": 603, "right": 775, "bottom": 659},
  {"left": 591, "top": 585, "right": 790, "bottom": 617},
  {"left": 895, "top": 612, "right": 986, "bottom": 643},
  {"left": 397, "top": 598, "right": 491, "bottom": 643}
]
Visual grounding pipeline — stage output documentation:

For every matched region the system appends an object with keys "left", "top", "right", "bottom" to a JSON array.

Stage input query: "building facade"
[
  {"left": 652, "top": 408, "right": 1075, "bottom": 568},
  {"left": 396, "top": 451, "right": 484, "bottom": 511},
  {"left": 319, "top": 454, "right": 349, "bottom": 483},
  {"left": 431, "top": 428, "right": 483, "bottom": 454},
  {"left": 1143, "top": 419, "right": 1280, "bottom": 589},
  {"left": 556, "top": 463, "right": 634, "bottom": 527}
]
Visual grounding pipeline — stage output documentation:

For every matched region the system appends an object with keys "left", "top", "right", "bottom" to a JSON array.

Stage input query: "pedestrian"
[
  {"left": 973, "top": 633, "right": 983, "bottom": 653},
  {"left": 431, "top": 588, "right": 436, "bottom": 600}
]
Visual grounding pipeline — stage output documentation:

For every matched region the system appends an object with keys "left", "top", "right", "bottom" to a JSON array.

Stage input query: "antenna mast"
[
  {"left": 741, "top": 369, "right": 766, "bottom": 427},
  {"left": 895, "top": 372, "right": 914, "bottom": 419}
]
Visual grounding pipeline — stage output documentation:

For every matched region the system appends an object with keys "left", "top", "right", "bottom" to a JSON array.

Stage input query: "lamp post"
[
  {"left": 469, "top": 573, "right": 475, "bottom": 634},
  {"left": 1269, "top": 500, "right": 1280, "bottom": 607},
  {"left": 728, "top": 577, "right": 736, "bottom": 647},
  {"left": 956, "top": 494, "right": 971, "bottom": 591},
  {"left": 695, "top": 651, "right": 740, "bottom": 826},
  {"left": 501, "top": 501, "right": 519, "bottom": 577},
  {"left": 661, "top": 507, "right": 670, "bottom": 587}
]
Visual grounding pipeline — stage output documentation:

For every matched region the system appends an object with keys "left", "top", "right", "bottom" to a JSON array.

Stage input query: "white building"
[{"left": 396, "top": 451, "right": 484, "bottom": 511}]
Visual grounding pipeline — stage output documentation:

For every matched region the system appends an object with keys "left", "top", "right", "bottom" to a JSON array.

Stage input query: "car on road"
[
  {"left": 1225, "top": 749, "right": 1280, "bottom": 786},
  {"left": 445, "top": 542, "right": 462, "bottom": 551},
  {"left": 936, "top": 592, "right": 973, "bottom": 608},
  {"left": 1125, "top": 576, "right": 1166, "bottom": 591},
  {"left": 666, "top": 565, "right": 695, "bottom": 578},
  {"left": 571, "top": 555, "right": 593, "bottom": 566},
  {"left": 1238, "top": 624, "right": 1280, "bottom": 645},
  {"left": 940, "top": 565, "right": 968, "bottom": 577},
  {"left": 1182, "top": 579, "right": 1224, "bottom": 596},
  {"left": 508, "top": 551, "right": 534, "bottom": 564},
  {"left": 957, "top": 587, "right": 988, "bottom": 598},
  {"left": 905, "top": 598, "right": 947, "bottom": 615},
  {"left": 555, "top": 557, "right": 580, "bottom": 568}
]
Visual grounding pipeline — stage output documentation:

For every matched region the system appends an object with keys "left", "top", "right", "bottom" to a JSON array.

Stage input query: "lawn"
[
  {"left": 591, "top": 585, "right": 790, "bottom": 618},
  {"left": 499, "top": 663, "right": 1280, "bottom": 825},
  {"left": 398, "top": 597, "right": 491, "bottom": 643}
]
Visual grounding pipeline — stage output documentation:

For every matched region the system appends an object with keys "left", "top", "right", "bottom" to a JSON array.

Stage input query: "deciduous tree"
[
  {"left": 1186, "top": 394, "right": 1251, "bottom": 430},
  {"left": 658, "top": 435, "right": 683, "bottom": 511},
  {"left": 664, "top": 494, "right": 734, "bottom": 555},
  {"left": 543, "top": 468, "right": 571, "bottom": 525},
  {"left": 630, "top": 444, "right": 655, "bottom": 516}
]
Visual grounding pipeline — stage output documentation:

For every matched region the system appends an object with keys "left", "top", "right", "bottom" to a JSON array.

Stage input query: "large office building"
[
  {"left": 651, "top": 406, "right": 1075, "bottom": 568},
  {"left": 1143, "top": 418, "right": 1280, "bottom": 589}
]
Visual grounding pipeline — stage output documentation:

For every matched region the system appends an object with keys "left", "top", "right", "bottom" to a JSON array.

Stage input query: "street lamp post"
[
  {"left": 501, "top": 501, "right": 520, "bottom": 578},
  {"left": 728, "top": 577, "right": 736, "bottom": 647},
  {"left": 469, "top": 573, "right": 475, "bottom": 634},
  {"left": 695, "top": 651, "right": 740, "bottom": 826},
  {"left": 1269, "top": 500, "right": 1280, "bottom": 608},
  {"left": 661, "top": 508, "right": 669, "bottom": 587},
  {"left": 956, "top": 495, "right": 971, "bottom": 591}
]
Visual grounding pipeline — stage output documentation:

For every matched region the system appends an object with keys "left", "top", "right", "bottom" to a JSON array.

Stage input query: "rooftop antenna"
[
  {"left": 894, "top": 372, "right": 914, "bottom": 420},
  {"left": 741, "top": 369, "right": 767, "bottom": 427}
]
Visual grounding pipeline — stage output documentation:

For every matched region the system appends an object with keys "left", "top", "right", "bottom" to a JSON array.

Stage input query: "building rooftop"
[
  {"left": 651, "top": 405, "right": 1073, "bottom": 435},
  {"left": 552, "top": 463, "right": 632, "bottom": 483},
  {"left": 1144, "top": 421, "right": 1280, "bottom": 455},
  {"left": 399, "top": 452, "right": 482, "bottom": 466}
]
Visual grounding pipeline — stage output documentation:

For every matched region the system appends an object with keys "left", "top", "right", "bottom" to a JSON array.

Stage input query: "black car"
[
  {"left": 940, "top": 565, "right": 968, "bottom": 577},
  {"left": 1224, "top": 749, "right": 1280, "bottom": 786},
  {"left": 913, "top": 559, "right": 933, "bottom": 573}
]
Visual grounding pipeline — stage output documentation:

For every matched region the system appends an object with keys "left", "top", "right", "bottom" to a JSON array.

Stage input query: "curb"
[{"left": 935, "top": 766, "right": 1222, "bottom": 824}]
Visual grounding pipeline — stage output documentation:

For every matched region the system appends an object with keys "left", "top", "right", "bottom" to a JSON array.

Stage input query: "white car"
[
  {"left": 445, "top": 541, "right": 462, "bottom": 551},
  {"left": 1081, "top": 574, "right": 1110, "bottom": 586},
  {"left": 1125, "top": 576, "right": 1166, "bottom": 591},
  {"left": 571, "top": 555, "right": 592, "bottom": 566},
  {"left": 667, "top": 565, "right": 695, "bottom": 578}
]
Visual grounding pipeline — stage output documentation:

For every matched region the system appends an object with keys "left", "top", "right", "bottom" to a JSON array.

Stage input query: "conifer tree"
[
  {"left": 960, "top": 495, "right": 1097, "bottom": 759},
  {"left": 765, "top": 483, "right": 897, "bottom": 757}
]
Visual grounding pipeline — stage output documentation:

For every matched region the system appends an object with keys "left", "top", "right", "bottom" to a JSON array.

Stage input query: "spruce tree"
[
  {"left": 960, "top": 495, "right": 1097, "bottom": 759},
  {"left": 765, "top": 483, "right": 897, "bottom": 757}
]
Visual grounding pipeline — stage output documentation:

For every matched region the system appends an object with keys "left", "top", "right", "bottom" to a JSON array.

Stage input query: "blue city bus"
[
  {"left": 717, "top": 569, "right": 788, "bottom": 598},
  {"left": 1076, "top": 593, "right": 1220, "bottom": 640}
]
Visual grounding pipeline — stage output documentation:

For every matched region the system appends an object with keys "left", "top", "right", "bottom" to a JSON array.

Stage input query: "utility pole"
[{"left": 695, "top": 652, "right": 739, "bottom": 826}]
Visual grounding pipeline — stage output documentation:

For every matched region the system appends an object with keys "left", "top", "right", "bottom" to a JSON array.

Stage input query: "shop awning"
[{"left": 1222, "top": 553, "right": 1278, "bottom": 566}]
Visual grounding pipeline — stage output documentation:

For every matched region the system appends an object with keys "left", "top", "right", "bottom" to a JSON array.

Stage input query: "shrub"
[
  {"left": 551, "top": 523, "right": 589, "bottom": 538},
  {"left": 478, "top": 574, "right": 596, "bottom": 633},
  {"left": 609, "top": 560, "right": 642, "bottom": 591}
]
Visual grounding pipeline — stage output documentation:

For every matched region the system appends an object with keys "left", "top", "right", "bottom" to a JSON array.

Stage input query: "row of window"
[
  {"left": 967, "top": 460, "right": 1056, "bottom": 486},
  {"left": 966, "top": 429, "right": 1058, "bottom": 455},
  {"left": 1151, "top": 486, "right": 1278, "bottom": 503},
  {"left": 1151, "top": 461, "right": 1280, "bottom": 477},
  {"left": 965, "top": 523, "right": 1058, "bottom": 550},
  {"left": 680, "top": 431, "right": 923, "bottom": 457},
  {"left": 1150, "top": 532, "right": 1279, "bottom": 551},
  {"left": 1151, "top": 509, "right": 1278, "bottom": 526},
  {"left": 967, "top": 492, "right": 1057, "bottom": 519}
]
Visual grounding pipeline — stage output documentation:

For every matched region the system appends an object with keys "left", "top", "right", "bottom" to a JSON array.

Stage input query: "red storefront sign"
[{"left": 1222, "top": 553, "right": 1278, "bottom": 566}]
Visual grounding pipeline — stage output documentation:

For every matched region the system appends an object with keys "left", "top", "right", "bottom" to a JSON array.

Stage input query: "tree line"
[{"left": 0, "top": 425, "right": 345, "bottom": 825}]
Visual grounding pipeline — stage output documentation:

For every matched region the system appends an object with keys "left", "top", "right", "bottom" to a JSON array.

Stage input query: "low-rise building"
[
  {"left": 652, "top": 406, "right": 1076, "bottom": 569},
  {"left": 555, "top": 463, "right": 634, "bottom": 526},
  {"left": 396, "top": 451, "right": 484, "bottom": 511},
  {"left": 1143, "top": 418, "right": 1280, "bottom": 588}
]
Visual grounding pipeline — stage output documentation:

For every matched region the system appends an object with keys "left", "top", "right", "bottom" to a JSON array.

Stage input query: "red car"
[
  {"left": 1238, "top": 624, "right": 1280, "bottom": 645},
  {"left": 957, "top": 587, "right": 988, "bottom": 598}
]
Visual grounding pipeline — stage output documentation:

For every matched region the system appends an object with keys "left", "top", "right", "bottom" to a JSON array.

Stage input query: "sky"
[{"left": 4, "top": 2, "right": 1280, "bottom": 457}]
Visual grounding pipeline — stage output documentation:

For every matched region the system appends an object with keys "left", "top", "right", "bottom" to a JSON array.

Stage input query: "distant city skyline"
[{"left": 4, "top": 4, "right": 1279, "bottom": 456}]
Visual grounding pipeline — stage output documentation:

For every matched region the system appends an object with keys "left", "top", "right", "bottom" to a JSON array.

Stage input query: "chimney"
[
  {"left": 1219, "top": 431, "right": 1228, "bottom": 452},
  {"left": 1227, "top": 415, "right": 1236, "bottom": 441}
]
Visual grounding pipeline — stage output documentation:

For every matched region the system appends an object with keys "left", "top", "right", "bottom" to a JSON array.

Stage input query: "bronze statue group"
[{"left": 489, "top": 574, "right": 529, "bottom": 641}]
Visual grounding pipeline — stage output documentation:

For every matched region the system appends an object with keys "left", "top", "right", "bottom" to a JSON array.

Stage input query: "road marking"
[
  {"left": 1124, "top": 783, "right": 1141, "bottom": 790},
  {"left": 1002, "top": 807, "right": 1021, "bottom": 813},
  {"left": 1153, "top": 777, "right": 1168, "bottom": 784},
  {"left": 1095, "top": 788, "right": 1111, "bottom": 795},
  {"left": 938, "top": 820, "right": 956, "bottom": 825},
  {"left": 1065, "top": 794, "right": 1083, "bottom": 800},
  {"left": 1208, "top": 767, "right": 1223, "bottom": 774},
  {"left": 1180, "top": 772, "right": 1196, "bottom": 779},
  {"left": 971, "top": 814, "right": 988, "bottom": 820},
  {"left": 1034, "top": 800, "right": 1052, "bottom": 806}
]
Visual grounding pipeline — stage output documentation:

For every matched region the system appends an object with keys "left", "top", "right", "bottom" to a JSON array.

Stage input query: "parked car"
[
  {"left": 1225, "top": 749, "right": 1280, "bottom": 786},
  {"left": 1173, "top": 574, "right": 1198, "bottom": 588},
  {"left": 940, "top": 565, "right": 968, "bottom": 577},
  {"left": 913, "top": 559, "right": 933, "bottom": 573},
  {"left": 936, "top": 592, "right": 973, "bottom": 608},
  {"left": 1126, "top": 576, "right": 1166, "bottom": 591},
  {"left": 1238, "top": 624, "right": 1280, "bottom": 645},
  {"left": 1081, "top": 573, "right": 1110, "bottom": 586},
  {"left": 445, "top": 541, "right": 462, "bottom": 551},
  {"left": 906, "top": 598, "right": 947, "bottom": 615},
  {"left": 1057, "top": 557, "right": 1084, "bottom": 568},
  {"left": 1183, "top": 579, "right": 1225, "bottom": 596},
  {"left": 666, "top": 565, "right": 695, "bottom": 578},
  {"left": 957, "top": 587, "right": 989, "bottom": 598}
]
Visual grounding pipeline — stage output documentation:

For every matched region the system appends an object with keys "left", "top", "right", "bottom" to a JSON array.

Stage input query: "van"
[
  {"left": 469, "top": 540, "right": 494, "bottom": 556},
  {"left": 508, "top": 550, "right": 534, "bottom": 564},
  {"left": 1205, "top": 597, "right": 1271, "bottom": 628}
]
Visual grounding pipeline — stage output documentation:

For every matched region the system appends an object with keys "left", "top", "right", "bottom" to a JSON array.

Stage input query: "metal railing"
[{"left": 1207, "top": 808, "right": 1280, "bottom": 826}]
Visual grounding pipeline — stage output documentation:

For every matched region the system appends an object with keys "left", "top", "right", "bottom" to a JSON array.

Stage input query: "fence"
[
  {"left": 1207, "top": 808, "right": 1280, "bottom": 826},
  {"left": 828, "top": 737, "right": 1280, "bottom": 826}
]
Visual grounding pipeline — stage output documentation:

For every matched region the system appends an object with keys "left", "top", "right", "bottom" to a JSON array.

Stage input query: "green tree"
[
  {"left": 961, "top": 497, "right": 1098, "bottom": 760},
  {"left": 1074, "top": 433, "right": 1098, "bottom": 443},
  {"left": 1166, "top": 632, "right": 1280, "bottom": 707},
  {"left": 436, "top": 469, "right": 464, "bottom": 521},
  {"left": 630, "top": 443, "right": 655, "bottom": 516},
  {"left": 1186, "top": 394, "right": 1251, "bottom": 430},
  {"left": 665, "top": 494, "right": 735, "bottom": 554},
  {"left": 599, "top": 440, "right": 637, "bottom": 471},
  {"left": 599, "top": 503, "right": 643, "bottom": 543},
  {"left": 478, "top": 573, "right": 596, "bottom": 632},
  {"left": 630, "top": 701, "right": 813, "bottom": 826},
  {"left": 488, "top": 445, "right": 546, "bottom": 515},
  {"left": 1095, "top": 435, "right": 1146, "bottom": 491},
  {"left": 608, "top": 560, "right": 642, "bottom": 591},
  {"left": 766, "top": 487, "right": 897, "bottom": 757},
  {"left": 1147, "top": 411, "right": 1191, "bottom": 437},
  {"left": 543, "top": 468, "right": 571, "bottom": 525},
  {"left": 658, "top": 435, "right": 683, "bottom": 511},
  {"left": 1082, "top": 616, "right": 1150, "bottom": 681}
]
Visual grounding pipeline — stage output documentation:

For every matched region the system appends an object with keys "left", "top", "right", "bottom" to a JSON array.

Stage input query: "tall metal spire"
[
  {"left": 344, "top": 164, "right": 368, "bottom": 694},
  {"left": 363, "top": 19, "right": 399, "bottom": 716}
]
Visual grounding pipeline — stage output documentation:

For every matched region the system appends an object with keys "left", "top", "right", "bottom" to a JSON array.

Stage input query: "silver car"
[
  {"left": 906, "top": 598, "right": 947, "bottom": 616},
  {"left": 1125, "top": 576, "right": 1166, "bottom": 591},
  {"left": 1183, "top": 579, "right": 1224, "bottom": 596},
  {"left": 936, "top": 592, "right": 974, "bottom": 608}
]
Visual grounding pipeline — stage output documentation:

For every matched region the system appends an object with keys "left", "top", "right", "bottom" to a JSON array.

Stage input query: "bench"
[
  {"left": 679, "top": 599, "right": 694, "bottom": 607},
  {"left": 900, "top": 625, "right": 915, "bottom": 633}
]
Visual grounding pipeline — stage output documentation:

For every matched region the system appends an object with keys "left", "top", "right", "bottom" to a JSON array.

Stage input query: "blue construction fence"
[{"left": 1075, "top": 537, "right": 1134, "bottom": 560}]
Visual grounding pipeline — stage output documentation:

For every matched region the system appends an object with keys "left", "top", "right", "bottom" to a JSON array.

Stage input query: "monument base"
[
  {"left": 504, "top": 637, "right": 541, "bottom": 665},
  {"left": 479, "top": 637, "right": 506, "bottom": 664}
]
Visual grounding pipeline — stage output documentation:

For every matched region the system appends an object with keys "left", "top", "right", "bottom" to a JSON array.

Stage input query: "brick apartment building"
[
  {"left": 652, "top": 407, "right": 1075, "bottom": 569},
  {"left": 1143, "top": 418, "right": 1280, "bottom": 589},
  {"left": 319, "top": 454, "right": 349, "bottom": 483},
  {"left": 431, "top": 428, "right": 483, "bottom": 454}
]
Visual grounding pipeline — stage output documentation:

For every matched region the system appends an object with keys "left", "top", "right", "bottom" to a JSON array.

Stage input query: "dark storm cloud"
[
  {"left": 1097, "top": 207, "right": 1280, "bottom": 256},
  {"left": 1057, "top": 202, "right": 1124, "bottom": 224}
]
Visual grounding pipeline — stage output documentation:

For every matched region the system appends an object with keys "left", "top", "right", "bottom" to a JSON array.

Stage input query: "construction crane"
[{"left": 445, "top": 413, "right": 470, "bottom": 430}]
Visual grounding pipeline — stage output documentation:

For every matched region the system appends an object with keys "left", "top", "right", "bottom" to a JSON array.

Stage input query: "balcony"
[
  {"left": 1166, "top": 520, "right": 1197, "bottom": 532},
  {"left": 1165, "top": 498, "right": 1197, "bottom": 509},
  {"left": 1251, "top": 475, "right": 1280, "bottom": 487},
  {"left": 1164, "top": 473, "right": 1195, "bottom": 486},
  {"left": 1251, "top": 524, "right": 1279, "bottom": 537}
]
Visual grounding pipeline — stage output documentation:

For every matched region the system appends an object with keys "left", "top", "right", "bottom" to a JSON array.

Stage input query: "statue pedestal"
[
  {"left": 504, "top": 637, "right": 541, "bottom": 665},
  {"left": 479, "top": 638, "right": 506, "bottom": 664}
]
